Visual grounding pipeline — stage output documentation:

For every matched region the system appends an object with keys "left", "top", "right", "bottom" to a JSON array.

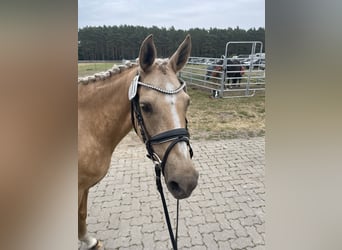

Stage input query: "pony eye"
[{"left": 140, "top": 102, "right": 153, "bottom": 113}]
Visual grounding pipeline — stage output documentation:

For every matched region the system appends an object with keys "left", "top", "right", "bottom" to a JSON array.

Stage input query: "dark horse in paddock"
[{"left": 206, "top": 59, "right": 244, "bottom": 88}]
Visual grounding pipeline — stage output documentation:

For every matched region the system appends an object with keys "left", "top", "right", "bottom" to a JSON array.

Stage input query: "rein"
[{"left": 129, "top": 73, "right": 193, "bottom": 250}]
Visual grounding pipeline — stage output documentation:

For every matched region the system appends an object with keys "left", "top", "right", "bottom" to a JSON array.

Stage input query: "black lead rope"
[{"left": 155, "top": 164, "right": 179, "bottom": 250}]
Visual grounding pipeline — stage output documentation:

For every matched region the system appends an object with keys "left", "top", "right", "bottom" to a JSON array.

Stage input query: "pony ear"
[
  {"left": 139, "top": 34, "right": 157, "bottom": 72},
  {"left": 169, "top": 34, "right": 192, "bottom": 73}
]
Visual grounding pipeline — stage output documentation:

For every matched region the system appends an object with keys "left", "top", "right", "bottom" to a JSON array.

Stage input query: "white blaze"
[{"left": 165, "top": 83, "right": 189, "bottom": 159}]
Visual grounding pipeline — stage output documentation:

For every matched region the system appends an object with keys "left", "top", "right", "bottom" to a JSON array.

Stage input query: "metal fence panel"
[{"left": 180, "top": 41, "right": 265, "bottom": 98}]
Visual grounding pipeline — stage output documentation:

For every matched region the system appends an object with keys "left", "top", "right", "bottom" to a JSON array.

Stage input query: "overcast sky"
[{"left": 78, "top": 0, "right": 264, "bottom": 30}]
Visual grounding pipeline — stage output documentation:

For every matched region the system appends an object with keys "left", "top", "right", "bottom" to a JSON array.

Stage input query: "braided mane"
[{"left": 78, "top": 60, "right": 138, "bottom": 85}]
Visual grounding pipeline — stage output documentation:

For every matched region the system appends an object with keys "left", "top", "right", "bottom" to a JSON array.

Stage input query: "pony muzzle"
[{"left": 166, "top": 164, "right": 199, "bottom": 199}]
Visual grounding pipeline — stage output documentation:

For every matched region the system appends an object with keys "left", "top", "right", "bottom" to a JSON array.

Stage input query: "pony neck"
[{"left": 78, "top": 66, "right": 138, "bottom": 152}]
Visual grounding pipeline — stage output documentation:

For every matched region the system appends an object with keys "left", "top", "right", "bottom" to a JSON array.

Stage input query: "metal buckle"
[{"left": 152, "top": 152, "right": 162, "bottom": 165}]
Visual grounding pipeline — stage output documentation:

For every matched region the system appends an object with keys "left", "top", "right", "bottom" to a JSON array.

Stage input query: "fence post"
[
  {"left": 246, "top": 42, "right": 256, "bottom": 96},
  {"left": 220, "top": 56, "right": 227, "bottom": 98}
]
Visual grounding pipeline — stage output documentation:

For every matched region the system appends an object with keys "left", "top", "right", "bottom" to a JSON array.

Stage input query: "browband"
[{"left": 128, "top": 74, "right": 186, "bottom": 101}]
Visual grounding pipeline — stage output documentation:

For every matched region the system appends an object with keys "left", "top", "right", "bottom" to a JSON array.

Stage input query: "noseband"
[{"left": 129, "top": 73, "right": 193, "bottom": 250}]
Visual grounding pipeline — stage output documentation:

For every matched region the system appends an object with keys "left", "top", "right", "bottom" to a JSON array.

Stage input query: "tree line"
[{"left": 78, "top": 25, "right": 265, "bottom": 61}]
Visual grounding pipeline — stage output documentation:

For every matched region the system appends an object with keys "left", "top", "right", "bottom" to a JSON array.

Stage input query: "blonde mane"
[{"left": 78, "top": 60, "right": 138, "bottom": 85}]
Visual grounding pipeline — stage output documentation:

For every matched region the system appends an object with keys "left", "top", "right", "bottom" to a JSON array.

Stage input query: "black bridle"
[{"left": 129, "top": 73, "right": 193, "bottom": 250}]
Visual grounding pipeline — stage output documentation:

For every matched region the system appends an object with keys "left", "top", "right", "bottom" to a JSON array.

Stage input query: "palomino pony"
[{"left": 78, "top": 34, "right": 199, "bottom": 249}]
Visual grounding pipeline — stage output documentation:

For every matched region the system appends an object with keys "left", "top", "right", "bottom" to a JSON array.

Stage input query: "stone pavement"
[{"left": 82, "top": 132, "right": 265, "bottom": 250}]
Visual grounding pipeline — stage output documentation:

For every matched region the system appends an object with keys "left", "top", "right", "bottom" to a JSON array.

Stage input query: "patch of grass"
[
  {"left": 237, "top": 110, "right": 255, "bottom": 118},
  {"left": 187, "top": 86, "right": 265, "bottom": 140}
]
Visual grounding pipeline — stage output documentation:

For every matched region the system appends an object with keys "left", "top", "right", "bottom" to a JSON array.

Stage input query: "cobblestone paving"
[{"left": 81, "top": 132, "right": 265, "bottom": 250}]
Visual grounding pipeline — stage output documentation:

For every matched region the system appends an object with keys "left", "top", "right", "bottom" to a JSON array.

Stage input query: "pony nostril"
[
  {"left": 169, "top": 181, "right": 182, "bottom": 194},
  {"left": 167, "top": 171, "right": 198, "bottom": 199}
]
